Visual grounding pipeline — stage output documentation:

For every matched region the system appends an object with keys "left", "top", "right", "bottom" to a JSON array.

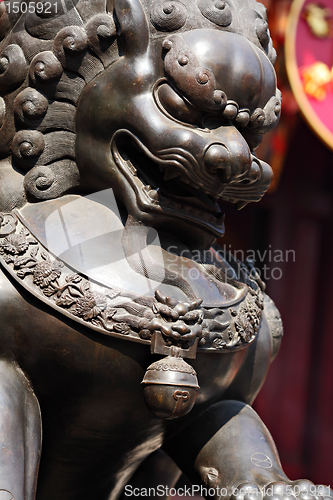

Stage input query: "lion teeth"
[{"left": 127, "top": 163, "right": 137, "bottom": 175}]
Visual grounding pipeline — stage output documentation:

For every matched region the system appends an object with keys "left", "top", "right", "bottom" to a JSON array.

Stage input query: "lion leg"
[
  {"left": 0, "top": 360, "right": 41, "bottom": 500},
  {"left": 163, "top": 401, "right": 332, "bottom": 500}
]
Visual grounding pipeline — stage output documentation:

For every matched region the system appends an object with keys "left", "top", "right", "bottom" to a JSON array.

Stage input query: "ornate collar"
[{"left": 0, "top": 207, "right": 264, "bottom": 355}]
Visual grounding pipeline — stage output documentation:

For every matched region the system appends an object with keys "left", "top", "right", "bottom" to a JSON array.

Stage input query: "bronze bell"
[{"left": 141, "top": 354, "right": 200, "bottom": 419}]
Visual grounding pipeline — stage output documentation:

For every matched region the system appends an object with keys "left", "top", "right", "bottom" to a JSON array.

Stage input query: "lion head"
[{"left": 0, "top": 0, "right": 281, "bottom": 248}]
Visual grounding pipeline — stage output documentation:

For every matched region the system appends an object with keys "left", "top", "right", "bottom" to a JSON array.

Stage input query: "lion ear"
[{"left": 113, "top": 0, "right": 149, "bottom": 57}]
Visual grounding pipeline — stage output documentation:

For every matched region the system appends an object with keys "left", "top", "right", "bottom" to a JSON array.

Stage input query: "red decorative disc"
[{"left": 286, "top": 0, "right": 333, "bottom": 149}]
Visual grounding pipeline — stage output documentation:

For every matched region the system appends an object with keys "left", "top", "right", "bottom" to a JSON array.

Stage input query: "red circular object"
[{"left": 286, "top": 0, "right": 333, "bottom": 150}]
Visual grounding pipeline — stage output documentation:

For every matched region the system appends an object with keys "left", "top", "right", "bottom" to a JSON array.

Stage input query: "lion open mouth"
[{"left": 112, "top": 130, "right": 225, "bottom": 236}]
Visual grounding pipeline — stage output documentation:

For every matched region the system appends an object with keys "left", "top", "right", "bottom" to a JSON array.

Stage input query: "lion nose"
[
  {"left": 203, "top": 144, "right": 232, "bottom": 182},
  {"left": 204, "top": 141, "right": 252, "bottom": 184}
]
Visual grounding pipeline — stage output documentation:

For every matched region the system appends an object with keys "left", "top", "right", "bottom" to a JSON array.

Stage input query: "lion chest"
[{"left": 0, "top": 266, "right": 244, "bottom": 424}]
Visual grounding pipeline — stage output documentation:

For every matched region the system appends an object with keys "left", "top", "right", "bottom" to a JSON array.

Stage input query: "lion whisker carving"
[{"left": 111, "top": 130, "right": 226, "bottom": 235}]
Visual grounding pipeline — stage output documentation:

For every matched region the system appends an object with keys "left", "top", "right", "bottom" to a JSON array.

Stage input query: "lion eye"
[{"left": 157, "top": 83, "right": 203, "bottom": 125}]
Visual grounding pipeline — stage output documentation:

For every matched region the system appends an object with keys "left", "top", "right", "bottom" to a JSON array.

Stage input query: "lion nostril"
[
  {"left": 248, "top": 160, "right": 261, "bottom": 182},
  {"left": 239, "top": 159, "right": 262, "bottom": 184},
  {"left": 204, "top": 144, "right": 232, "bottom": 182}
]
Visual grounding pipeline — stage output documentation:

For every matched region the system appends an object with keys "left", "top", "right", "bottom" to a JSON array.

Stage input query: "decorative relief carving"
[
  {"left": 197, "top": 0, "right": 233, "bottom": 27},
  {"left": 150, "top": 1, "right": 188, "bottom": 31},
  {"left": 29, "top": 51, "right": 64, "bottom": 85},
  {"left": 0, "top": 212, "right": 264, "bottom": 353},
  {"left": 0, "top": 44, "right": 27, "bottom": 92},
  {"left": 233, "top": 291, "right": 264, "bottom": 343},
  {"left": 145, "top": 358, "right": 197, "bottom": 374}
]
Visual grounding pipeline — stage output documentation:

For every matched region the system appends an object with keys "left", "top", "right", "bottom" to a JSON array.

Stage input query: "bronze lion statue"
[{"left": 0, "top": 0, "right": 330, "bottom": 498}]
